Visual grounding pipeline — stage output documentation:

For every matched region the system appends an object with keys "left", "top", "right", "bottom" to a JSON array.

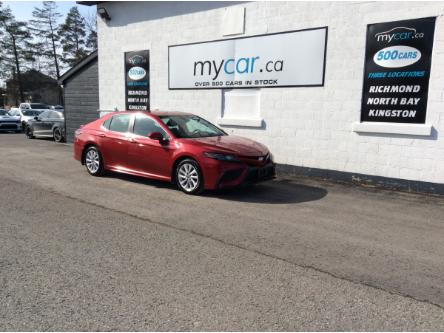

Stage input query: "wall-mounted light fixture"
[{"left": 98, "top": 7, "right": 111, "bottom": 21}]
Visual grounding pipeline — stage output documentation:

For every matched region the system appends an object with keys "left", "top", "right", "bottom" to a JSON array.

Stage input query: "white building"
[{"left": 86, "top": 1, "right": 444, "bottom": 194}]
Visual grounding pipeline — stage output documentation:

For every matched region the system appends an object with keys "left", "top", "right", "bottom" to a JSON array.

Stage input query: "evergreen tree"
[
  {"left": 30, "top": 1, "right": 62, "bottom": 79},
  {"left": 84, "top": 10, "right": 97, "bottom": 51},
  {"left": 86, "top": 29, "right": 97, "bottom": 50},
  {"left": 0, "top": 3, "right": 35, "bottom": 102},
  {"left": 59, "top": 6, "right": 87, "bottom": 66}
]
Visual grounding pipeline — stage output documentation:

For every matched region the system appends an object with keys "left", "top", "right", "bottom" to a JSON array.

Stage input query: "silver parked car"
[{"left": 8, "top": 107, "right": 44, "bottom": 131}]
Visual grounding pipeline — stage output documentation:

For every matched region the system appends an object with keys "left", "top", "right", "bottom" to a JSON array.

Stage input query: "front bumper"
[
  {"left": 0, "top": 122, "right": 21, "bottom": 131},
  {"left": 73, "top": 138, "right": 83, "bottom": 162},
  {"left": 244, "top": 163, "right": 276, "bottom": 184},
  {"left": 214, "top": 161, "right": 276, "bottom": 189}
]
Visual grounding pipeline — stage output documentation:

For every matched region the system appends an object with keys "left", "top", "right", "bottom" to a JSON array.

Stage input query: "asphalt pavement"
[{"left": 1, "top": 133, "right": 444, "bottom": 330}]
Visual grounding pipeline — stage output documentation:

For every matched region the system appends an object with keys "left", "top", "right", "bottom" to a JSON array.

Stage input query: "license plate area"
[{"left": 258, "top": 167, "right": 268, "bottom": 178}]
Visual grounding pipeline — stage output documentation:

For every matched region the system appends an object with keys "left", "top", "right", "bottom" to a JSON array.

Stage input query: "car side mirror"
[
  {"left": 34, "top": 116, "right": 39, "bottom": 120},
  {"left": 149, "top": 132, "right": 168, "bottom": 144}
]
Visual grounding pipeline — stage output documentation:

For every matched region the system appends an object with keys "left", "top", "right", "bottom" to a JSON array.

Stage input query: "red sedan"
[{"left": 74, "top": 111, "right": 275, "bottom": 194}]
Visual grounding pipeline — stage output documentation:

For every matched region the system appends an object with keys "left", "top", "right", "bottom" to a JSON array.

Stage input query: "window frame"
[
  {"left": 131, "top": 113, "right": 168, "bottom": 139},
  {"left": 107, "top": 114, "right": 132, "bottom": 134}
]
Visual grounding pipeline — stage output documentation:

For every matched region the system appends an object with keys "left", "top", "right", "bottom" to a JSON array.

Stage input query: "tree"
[
  {"left": 0, "top": 3, "right": 35, "bottom": 102},
  {"left": 30, "top": 1, "right": 62, "bottom": 79},
  {"left": 84, "top": 10, "right": 97, "bottom": 51},
  {"left": 58, "top": 6, "right": 88, "bottom": 66}
]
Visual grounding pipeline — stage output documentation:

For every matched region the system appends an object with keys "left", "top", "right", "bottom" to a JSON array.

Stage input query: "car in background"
[
  {"left": 19, "top": 102, "right": 50, "bottom": 111},
  {"left": 74, "top": 111, "right": 275, "bottom": 194},
  {"left": 25, "top": 110, "right": 65, "bottom": 142},
  {"left": 0, "top": 109, "right": 22, "bottom": 133},
  {"left": 8, "top": 107, "right": 44, "bottom": 131},
  {"left": 50, "top": 105, "right": 64, "bottom": 112}
]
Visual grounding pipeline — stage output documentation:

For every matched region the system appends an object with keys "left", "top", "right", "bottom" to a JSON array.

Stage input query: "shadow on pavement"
[
  {"left": 210, "top": 179, "right": 328, "bottom": 204},
  {"left": 107, "top": 173, "right": 327, "bottom": 204}
]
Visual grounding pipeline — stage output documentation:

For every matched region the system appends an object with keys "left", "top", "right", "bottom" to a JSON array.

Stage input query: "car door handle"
[{"left": 98, "top": 133, "right": 106, "bottom": 137}]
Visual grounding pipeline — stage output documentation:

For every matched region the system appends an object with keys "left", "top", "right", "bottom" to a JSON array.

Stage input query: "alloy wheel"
[
  {"left": 26, "top": 127, "right": 34, "bottom": 139},
  {"left": 177, "top": 162, "right": 200, "bottom": 192},
  {"left": 54, "top": 128, "right": 62, "bottom": 142},
  {"left": 85, "top": 149, "right": 100, "bottom": 174}
]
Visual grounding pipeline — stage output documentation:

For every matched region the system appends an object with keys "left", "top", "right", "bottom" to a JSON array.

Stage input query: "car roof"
[
  {"left": 151, "top": 111, "right": 194, "bottom": 116},
  {"left": 113, "top": 110, "right": 194, "bottom": 117}
]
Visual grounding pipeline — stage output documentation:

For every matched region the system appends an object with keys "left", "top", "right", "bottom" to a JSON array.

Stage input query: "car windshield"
[
  {"left": 30, "top": 103, "right": 49, "bottom": 109},
  {"left": 22, "top": 110, "right": 42, "bottom": 116},
  {"left": 0, "top": 110, "right": 7, "bottom": 115},
  {"left": 159, "top": 115, "right": 226, "bottom": 138}
]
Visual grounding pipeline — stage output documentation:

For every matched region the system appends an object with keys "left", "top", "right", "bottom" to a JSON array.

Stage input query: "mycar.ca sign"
[
  {"left": 168, "top": 27, "right": 328, "bottom": 89},
  {"left": 125, "top": 50, "right": 150, "bottom": 111},
  {"left": 361, "top": 17, "right": 436, "bottom": 123}
]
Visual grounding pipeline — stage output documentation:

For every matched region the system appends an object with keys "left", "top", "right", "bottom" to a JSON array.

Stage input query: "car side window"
[
  {"left": 133, "top": 114, "right": 166, "bottom": 137},
  {"left": 51, "top": 111, "right": 62, "bottom": 119},
  {"left": 109, "top": 114, "right": 131, "bottom": 133},
  {"left": 102, "top": 117, "right": 112, "bottom": 129},
  {"left": 39, "top": 111, "right": 50, "bottom": 119}
]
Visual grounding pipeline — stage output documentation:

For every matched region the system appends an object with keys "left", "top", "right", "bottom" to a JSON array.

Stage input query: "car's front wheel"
[
  {"left": 84, "top": 146, "right": 105, "bottom": 176},
  {"left": 53, "top": 127, "right": 64, "bottom": 143},
  {"left": 175, "top": 159, "right": 204, "bottom": 194},
  {"left": 26, "top": 127, "right": 34, "bottom": 139}
]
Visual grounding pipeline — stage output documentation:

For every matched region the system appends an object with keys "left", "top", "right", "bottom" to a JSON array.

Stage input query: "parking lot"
[{"left": 1, "top": 133, "right": 444, "bottom": 330}]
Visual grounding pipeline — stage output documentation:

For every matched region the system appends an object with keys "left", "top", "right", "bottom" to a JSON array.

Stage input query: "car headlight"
[{"left": 204, "top": 152, "right": 240, "bottom": 162}]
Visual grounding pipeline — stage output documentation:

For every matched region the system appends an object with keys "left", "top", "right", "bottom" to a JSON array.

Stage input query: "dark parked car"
[
  {"left": 74, "top": 111, "right": 275, "bottom": 194},
  {"left": 26, "top": 110, "right": 65, "bottom": 142}
]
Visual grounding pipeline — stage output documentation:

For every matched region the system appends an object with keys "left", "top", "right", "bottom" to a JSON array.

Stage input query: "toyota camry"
[{"left": 74, "top": 111, "right": 275, "bottom": 194}]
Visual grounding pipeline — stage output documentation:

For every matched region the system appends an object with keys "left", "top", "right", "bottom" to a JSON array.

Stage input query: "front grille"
[
  {"left": 0, "top": 123, "right": 19, "bottom": 129},
  {"left": 240, "top": 153, "right": 270, "bottom": 166},
  {"left": 245, "top": 164, "right": 276, "bottom": 182},
  {"left": 219, "top": 169, "right": 243, "bottom": 183}
]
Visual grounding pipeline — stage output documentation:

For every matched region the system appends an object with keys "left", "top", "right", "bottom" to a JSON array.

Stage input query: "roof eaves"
[{"left": 58, "top": 50, "right": 98, "bottom": 85}]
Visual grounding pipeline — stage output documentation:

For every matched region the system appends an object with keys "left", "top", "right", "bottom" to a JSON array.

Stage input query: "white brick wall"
[{"left": 97, "top": 1, "right": 444, "bottom": 184}]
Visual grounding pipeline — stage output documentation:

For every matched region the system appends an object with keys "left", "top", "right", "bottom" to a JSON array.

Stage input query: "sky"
[{"left": 3, "top": 1, "right": 96, "bottom": 24}]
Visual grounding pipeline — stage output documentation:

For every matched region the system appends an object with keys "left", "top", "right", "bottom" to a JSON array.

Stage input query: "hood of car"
[
  {"left": 0, "top": 115, "right": 18, "bottom": 122},
  {"left": 189, "top": 135, "right": 269, "bottom": 157}
]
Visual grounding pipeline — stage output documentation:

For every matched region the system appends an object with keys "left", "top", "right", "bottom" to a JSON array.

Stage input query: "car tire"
[
  {"left": 53, "top": 127, "right": 64, "bottom": 143},
  {"left": 84, "top": 146, "right": 105, "bottom": 176},
  {"left": 26, "top": 127, "right": 34, "bottom": 139},
  {"left": 175, "top": 158, "right": 204, "bottom": 195}
]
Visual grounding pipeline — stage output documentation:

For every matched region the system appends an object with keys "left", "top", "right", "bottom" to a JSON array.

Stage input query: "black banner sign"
[
  {"left": 361, "top": 17, "right": 436, "bottom": 123},
  {"left": 125, "top": 50, "right": 150, "bottom": 111}
]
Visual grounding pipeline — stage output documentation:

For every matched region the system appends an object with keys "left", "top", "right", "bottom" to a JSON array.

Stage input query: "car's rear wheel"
[
  {"left": 53, "top": 127, "right": 63, "bottom": 143},
  {"left": 26, "top": 127, "right": 34, "bottom": 139},
  {"left": 176, "top": 159, "right": 203, "bottom": 194},
  {"left": 84, "top": 146, "right": 105, "bottom": 176}
]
